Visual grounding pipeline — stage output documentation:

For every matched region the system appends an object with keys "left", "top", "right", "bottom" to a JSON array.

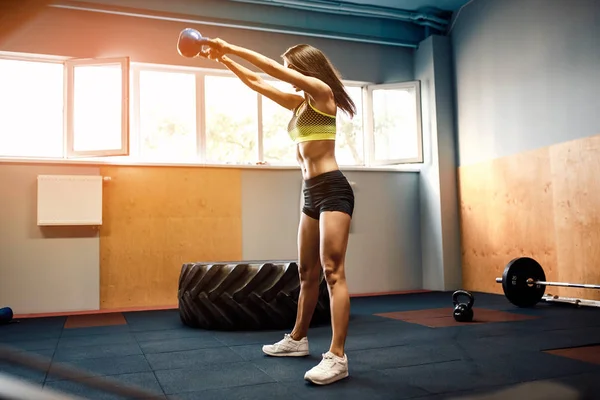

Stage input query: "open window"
[
  {"left": 364, "top": 81, "right": 423, "bottom": 165},
  {"left": 65, "top": 57, "right": 129, "bottom": 158}
]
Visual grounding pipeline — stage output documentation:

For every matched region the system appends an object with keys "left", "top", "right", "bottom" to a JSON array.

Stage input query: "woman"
[{"left": 201, "top": 38, "right": 355, "bottom": 386}]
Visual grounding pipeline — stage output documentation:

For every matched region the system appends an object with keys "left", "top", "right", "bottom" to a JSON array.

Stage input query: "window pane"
[
  {"left": 139, "top": 70, "right": 197, "bottom": 160},
  {"left": 336, "top": 86, "right": 364, "bottom": 165},
  {"left": 262, "top": 80, "right": 297, "bottom": 165},
  {"left": 372, "top": 86, "right": 420, "bottom": 161},
  {"left": 205, "top": 76, "right": 257, "bottom": 163},
  {"left": 73, "top": 64, "right": 123, "bottom": 152},
  {"left": 0, "top": 59, "right": 63, "bottom": 157}
]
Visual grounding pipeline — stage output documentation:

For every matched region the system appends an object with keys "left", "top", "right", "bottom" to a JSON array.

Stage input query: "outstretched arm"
[
  {"left": 207, "top": 39, "right": 332, "bottom": 101},
  {"left": 206, "top": 51, "right": 304, "bottom": 111}
]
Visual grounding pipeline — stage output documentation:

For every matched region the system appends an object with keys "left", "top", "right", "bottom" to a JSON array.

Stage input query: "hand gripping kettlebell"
[
  {"left": 452, "top": 290, "right": 474, "bottom": 322},
  {"left": 177, "top": 28, "right": 211, "bottom": 58}
]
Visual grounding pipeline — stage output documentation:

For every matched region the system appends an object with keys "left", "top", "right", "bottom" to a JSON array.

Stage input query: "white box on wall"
[{"left": 37, "top": 175, "right": 103, "bottom": 226}]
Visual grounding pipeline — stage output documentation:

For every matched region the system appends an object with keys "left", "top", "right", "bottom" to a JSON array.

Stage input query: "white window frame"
[
  {"left": 65, "top": 57, "right": 130, "bottom": 158},
  {"left": 365, "top": 80, "right": 423, "bottom": 165},
  {"left": 0, "top": 53, "right": 423, "bottom": 168},
  {"left": 257, "top": 91, "right": 264, "bottom": 163}
]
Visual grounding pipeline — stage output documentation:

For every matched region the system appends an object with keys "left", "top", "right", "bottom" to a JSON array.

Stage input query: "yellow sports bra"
[{"left": 287, "top": 99, "right": 336, "bottom": 144}]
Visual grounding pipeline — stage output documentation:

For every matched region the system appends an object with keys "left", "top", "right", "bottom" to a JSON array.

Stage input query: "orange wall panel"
[
  {"left": 458, "top": 147, "right": 557, "bottom": 295},
  {"left": 99, "top": 165, "right": 242, "bottom": 309}
]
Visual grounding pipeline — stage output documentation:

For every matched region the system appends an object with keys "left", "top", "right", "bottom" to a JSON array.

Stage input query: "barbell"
[{"left": 495, "top": 257, "right": 600, "bottom": 307}]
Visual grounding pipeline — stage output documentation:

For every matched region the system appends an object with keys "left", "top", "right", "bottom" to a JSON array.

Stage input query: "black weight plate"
[{"left": 502, "top": 257, "right": 546, "bottom": 307}]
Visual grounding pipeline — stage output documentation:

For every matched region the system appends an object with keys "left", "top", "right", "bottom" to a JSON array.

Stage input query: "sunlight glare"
[
  {"left": 72, "top": 64, "right": 123, "bottom": 152},
  {"left": 139, "top": 70, "right": 196, "bottom": 159},
  {"left": 0, "top": 59, "right": 63, "bottom": 157},
  {"left": 205, "top": 75, "right": 258, "bottom": 163},
  {"left": 372, "top": 88, "right": 417, "bottom": 160}
]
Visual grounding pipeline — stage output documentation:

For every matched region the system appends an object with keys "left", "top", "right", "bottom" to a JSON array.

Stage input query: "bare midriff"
[{"left": 295, "top": 140, "right": 339, "bottom": 180}]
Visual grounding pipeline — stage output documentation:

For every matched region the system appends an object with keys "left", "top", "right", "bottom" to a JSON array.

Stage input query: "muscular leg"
[
  {"left": 290, "top": 212, "right": 321, "bottom": 340},
  {"left": 261, "top": 211, "right": 321, "bottom": 357},
  {"left": 319, "top": 210, "right": 352, "bottom": 357}
]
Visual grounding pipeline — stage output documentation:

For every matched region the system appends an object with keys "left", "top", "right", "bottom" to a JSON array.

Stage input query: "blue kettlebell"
[
  {"left": 0, "top": 307, "right": 13, "bottom": 325},
  {"left": 177, "top": 28, "right": 210, "bottom": 58}
]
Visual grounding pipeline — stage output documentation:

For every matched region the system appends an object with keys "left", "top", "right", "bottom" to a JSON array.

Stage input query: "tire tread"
[{"left": 178, "top": 260, "right": 330, "bottom": 330}]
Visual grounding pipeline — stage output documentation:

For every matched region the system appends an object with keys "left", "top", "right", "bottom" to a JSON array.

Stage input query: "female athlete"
[{"left": 201, "top": 38, "right": 356, "bottom": 386}]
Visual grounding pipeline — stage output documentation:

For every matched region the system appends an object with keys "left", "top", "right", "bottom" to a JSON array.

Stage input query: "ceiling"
[
  {"left": 222, "top": 0, "right": 472, "bottom": 33},
  {"left": 221, "top": 0, "right": 473, "bottom": 24}
]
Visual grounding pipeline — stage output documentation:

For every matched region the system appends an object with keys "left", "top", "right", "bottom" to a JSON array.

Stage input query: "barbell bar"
[
  {"left": 495, "top": 277, "right": 600, "bottom": 290},
  {"left": 495, "top": 257, "right": 600, "bottom": 307}
]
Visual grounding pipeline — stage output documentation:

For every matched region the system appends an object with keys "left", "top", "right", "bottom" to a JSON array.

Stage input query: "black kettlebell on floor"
[{"left": 452, "top": 290, "right": 474, "bottom": 322}]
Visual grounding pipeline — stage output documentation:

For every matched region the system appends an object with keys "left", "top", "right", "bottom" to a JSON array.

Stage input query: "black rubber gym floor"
[{"left": 1, "top": 291, "right": 600, "bottom": 399}]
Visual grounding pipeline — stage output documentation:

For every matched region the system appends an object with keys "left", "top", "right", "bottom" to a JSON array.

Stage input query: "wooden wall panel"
[
  {"left": 459, "top": 134, "right": 600, "bottom": 301},
  {"left": 458, "top": 147, "right": 557, "bottom": 295},
  {"left": 99, "top": 166, "right": 242, "bottom": 309},
  {"left": 550, "top": 135, "right": 600, "bottom": 300}
]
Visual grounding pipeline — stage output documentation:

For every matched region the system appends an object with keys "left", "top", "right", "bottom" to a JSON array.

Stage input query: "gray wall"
[
  {"left": 0, "top": 164, "right": 100, "bottom": 314},
  {"left": 415, "top": 35, "right": 462, "bottom": 291},
  {"left": 452, "top": 0, "right": 600, "bottom": 166},
  {"left": 241, "top": 170, "right": 423, "bottom": 294},
  {"left": 2, "top": 6, "right": 414, "bottom": 84},
  {"left": 73, "top": 0, "right": 425, "bottom": 50},
  {"left": 241, "top": 170, "right": 303, "bottom": 261}
]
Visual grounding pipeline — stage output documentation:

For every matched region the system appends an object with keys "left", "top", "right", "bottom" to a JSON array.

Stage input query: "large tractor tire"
[{"left": 178, "top": 260, "right": 331, "bottom": 330}]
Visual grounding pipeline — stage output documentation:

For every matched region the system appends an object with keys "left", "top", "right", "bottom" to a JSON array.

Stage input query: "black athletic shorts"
[{"left": 302, "top": 170, "right": 355, "bottom": 220}]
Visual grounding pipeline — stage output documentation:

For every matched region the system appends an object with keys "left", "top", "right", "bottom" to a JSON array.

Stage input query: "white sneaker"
[
  {"left": 262, "top": 333, "right": 309, "bottom": 357},
  {"left": 304, "top": 351, "right": 349, "bottom": 385}
]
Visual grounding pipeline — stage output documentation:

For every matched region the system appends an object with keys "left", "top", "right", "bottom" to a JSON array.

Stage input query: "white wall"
[
  {"left": 241, "top": 169, "right": 423, "bottom": 294},
  {"left": 241, "top": 169, "right": 303, "bottom": 261},
  {"left": 0, "top": 164, "right": 100, "bottom": 314}
]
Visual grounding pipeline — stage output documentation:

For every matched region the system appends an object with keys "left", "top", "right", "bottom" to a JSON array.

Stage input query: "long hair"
[{"left": 282, "top": 44, "right": 356, "bottom": 118}]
